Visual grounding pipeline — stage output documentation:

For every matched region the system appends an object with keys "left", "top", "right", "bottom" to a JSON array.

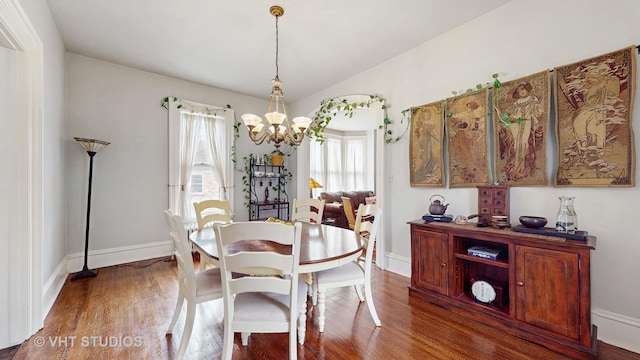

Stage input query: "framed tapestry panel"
[
  {"left": 554, "top": 46, "right": 636, "bottom": 187},
  {"left": 492, "top": 70, "right": 551, "bottom": 186},
  {"left": 410, "top": 101, "right": 445, "bottom": 187},
  {"left": 445, "top": 88, "right": 492, "bottom": 188}
]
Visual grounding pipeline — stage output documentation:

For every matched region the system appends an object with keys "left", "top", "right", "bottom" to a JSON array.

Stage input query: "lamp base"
[{"left": 71, "top": 268, "right": 98, "bottom": 280}]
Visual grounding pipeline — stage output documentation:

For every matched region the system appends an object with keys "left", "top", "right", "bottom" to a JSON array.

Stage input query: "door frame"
[{"left": 0, "top": 0, "right": 44, "bottom": 346}]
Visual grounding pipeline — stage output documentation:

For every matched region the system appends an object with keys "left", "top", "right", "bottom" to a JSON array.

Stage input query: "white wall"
[
  {"left": 292, "top": 0, "right": 640, "bottom": 352},
  {"left": 64, "top": 54, "right": 275, "bottom": 260},
  {"left": 0, "top": 0, "right": 65, "bottom": 347}
]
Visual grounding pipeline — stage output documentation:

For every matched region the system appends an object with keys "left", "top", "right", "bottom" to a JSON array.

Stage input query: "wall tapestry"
[
  {"left": 554, "top": 46, "right": 636, "bottom": 187},
  {"left": 445, "top": 88, "right": 491, "bottom": 188},
  {"left": 410, "top": 101, "right": 445, "bottom": 187},
  {"left": 492, "top": 70, "right": 550, "bottom": 186}
]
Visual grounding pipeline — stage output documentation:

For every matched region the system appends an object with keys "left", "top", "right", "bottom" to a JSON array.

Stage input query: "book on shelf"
[
  {"left": 467, "top": 245, "right": 502, "bottom": 260},
  {"left": 422, "top": 214, "right": 453, "bottom": 222}
]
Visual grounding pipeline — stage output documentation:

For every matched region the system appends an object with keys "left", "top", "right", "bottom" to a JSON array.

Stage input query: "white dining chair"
[
  {"left": 354, "top": 203, "right": 377, "bottom": 237},
  {"left": 291, "top": 198, "right": 325, "bottom": 223},
  {"left": 193, "top": 199, "right": 232, "bottom": 269},
  {"left": 313, "top": 206, "right": 383, "bottom": 332},
  {"left": 214, "top": 221, "right": 307, "bottom": 360},
  {"left": 341, "top": 196, "right": 357, "bottom": 230},
  {"left": 164, "top": 210, "right": 223, "bottom": 360},
  {"left": 194, "top": 199, "right": 232, "bottom": 229}
]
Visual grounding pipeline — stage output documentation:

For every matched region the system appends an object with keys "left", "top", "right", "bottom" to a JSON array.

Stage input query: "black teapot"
[{"left": 428, "top": 194, "right": 449, "bottom": 215}]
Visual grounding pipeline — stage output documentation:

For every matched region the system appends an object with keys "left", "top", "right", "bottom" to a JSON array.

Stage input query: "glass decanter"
[{"left": 555, "top": 196, "right": 577, "bottom": 233}]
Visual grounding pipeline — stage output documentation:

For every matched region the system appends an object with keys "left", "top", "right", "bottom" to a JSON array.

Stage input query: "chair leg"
[
  {"left": 199, "top": 253, "right": 206, "bottom": 271},
  {"left": 317, "top": 290, "right": 326, "bottom": 333},
  {"left": 297, "top": 307, "right": 306, "bottom": 345},
  {"left": 354, "top": 284, "right": 365, "bottom": 302},
  {"left": 241, "top": 332, "right": 250, "bottom": 346},
  {"left": 289, "top": 321, "right": 297, "bottom": 360},
  {"left": 364, "top": 281, "right": 381, "bottom": 327},
  {"left": 175, "top": 301, "right": 196, "bottom": 360},
  {"left": 221, "top": 318, "right": 233, "bottom": 360},
  {"left": 311, "top": 275, "right": 318, "bottom": 306},
  {"left": 166, "top": 292, "right": 185, "bottom": 334}
]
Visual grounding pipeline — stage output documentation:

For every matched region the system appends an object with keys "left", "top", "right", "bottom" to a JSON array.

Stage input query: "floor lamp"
[
  {"left": 309, "top": 177, "right": 323, "bottom": 199},
  {"left": 72, "top": 137, "right": 110, "bottom": 280}
]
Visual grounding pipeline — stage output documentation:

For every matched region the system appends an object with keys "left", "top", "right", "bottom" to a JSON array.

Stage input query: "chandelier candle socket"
[{"left": 241, "top": 5, "right": 312, "bottom": 149}]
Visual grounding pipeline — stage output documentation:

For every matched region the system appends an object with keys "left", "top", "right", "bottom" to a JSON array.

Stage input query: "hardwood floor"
[{"left": 13, "top": 257, "right": 640, "bottom": 360}]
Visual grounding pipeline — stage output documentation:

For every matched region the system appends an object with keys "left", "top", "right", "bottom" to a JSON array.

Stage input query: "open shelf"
[
  {"left": 454, "top": 253, "right": 509, "bottom": 268},
  {"left": 455, "top": 292, "right": 510, "bottom": 316}
]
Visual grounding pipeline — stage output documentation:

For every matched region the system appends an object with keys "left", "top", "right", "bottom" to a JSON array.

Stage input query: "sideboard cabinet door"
[
  {"left": 411, "top": 229, "right": 449, "bottom": 296},
  {"left": 515, "top": 245, "right": 580, "bottom": 339}
]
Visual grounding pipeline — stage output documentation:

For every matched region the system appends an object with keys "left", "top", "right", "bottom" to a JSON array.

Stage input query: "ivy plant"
[
  {"left": 307, "top": 95, "right": 409, "bottom": 144},
  {"left": 447, "top": 74, "right": 525, "bottom": 129}
]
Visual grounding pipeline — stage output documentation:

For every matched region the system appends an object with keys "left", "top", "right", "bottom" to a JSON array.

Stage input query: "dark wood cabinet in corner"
[{"left": 408, "top": 220, "right": 597, "bottom": 359}]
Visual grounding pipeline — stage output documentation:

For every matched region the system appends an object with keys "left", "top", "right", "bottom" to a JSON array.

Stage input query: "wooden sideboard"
[{"left": 408, "top": 220, "right": 597, "bottom": 359}]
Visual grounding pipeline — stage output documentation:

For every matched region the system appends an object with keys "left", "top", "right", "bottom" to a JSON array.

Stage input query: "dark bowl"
[{"left": 519, "top": 216, "right": 548, "bottom": 228}]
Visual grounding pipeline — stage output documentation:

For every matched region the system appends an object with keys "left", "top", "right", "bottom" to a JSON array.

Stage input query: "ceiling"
[{"left": 45, "top": 0, "right": 511, "bottom": 102}]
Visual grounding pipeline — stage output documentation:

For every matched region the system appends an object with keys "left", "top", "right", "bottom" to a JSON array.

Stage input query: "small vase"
[
  {"left": 264, "top": 186, "right": 269, "bottom": 203},
  {"left": 271, "top": 154, "right": 283, "bottom": 166},
  {"left": 555, "top": 196, "right": 577, "bottom": 233}
]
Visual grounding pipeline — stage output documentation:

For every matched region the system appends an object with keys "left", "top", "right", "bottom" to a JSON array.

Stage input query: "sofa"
[{"left": 320, "top": 190, "right": 375, "bottom": 228}]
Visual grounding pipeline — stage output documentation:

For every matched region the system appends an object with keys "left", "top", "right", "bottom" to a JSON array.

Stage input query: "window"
[
  {"left": 190, "top": 174, "right": 204, "bottom": 194},
  {"left": 310, "top": 131, "right": 368, "bottom": 194},
  {"left": 168, "top": 99, "right": 235, "bottom": 222}
]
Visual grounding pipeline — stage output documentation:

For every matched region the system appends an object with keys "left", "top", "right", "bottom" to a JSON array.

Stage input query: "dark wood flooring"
[{"left": 11, "top": 257, "right": 640, "bottom": 359}]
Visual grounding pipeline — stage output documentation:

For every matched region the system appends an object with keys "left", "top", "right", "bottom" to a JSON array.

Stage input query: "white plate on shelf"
[{"left": 254, "top": 171, "right": 265, "bottom": 177}]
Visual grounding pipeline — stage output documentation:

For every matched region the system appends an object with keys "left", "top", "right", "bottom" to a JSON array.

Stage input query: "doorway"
[{"left": 296, "top": 94, "right": 386, "bottom": 267}]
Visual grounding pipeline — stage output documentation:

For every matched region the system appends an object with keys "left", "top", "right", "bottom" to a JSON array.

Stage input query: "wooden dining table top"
[{"left": 189, "top": 222, "right": 364, "bottom": 272}]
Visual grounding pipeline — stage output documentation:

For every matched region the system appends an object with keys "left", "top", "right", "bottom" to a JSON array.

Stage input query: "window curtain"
[
  {"left": 177, "top": 113, "right": 202, "bottom": 221},
  {"left": 168, "top": 98, "right": 234, "bottom": 222},
  {"left": 344, "top": 139, "right": 365, "bottom": 191},
  {"left": 325, "top": 138, "right": 343, "bottom": 192},
  {"left": 203, "top": 114, "right": 229, "bottom": 201},
  {"left": 309, "top": 133, "right": 368, "bottom": 193},
  {"left": 310, "top": 140, "right": 326, "bottom": 198}
]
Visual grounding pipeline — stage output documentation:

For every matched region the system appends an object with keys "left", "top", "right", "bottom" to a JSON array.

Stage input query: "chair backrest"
[
  {"left": 354, "top": 203, "right": 377, "bottom": 235},
  {"left": 194, "top": 199, "right": 232, "bottom": 229},
  {"left": 214, "top": 221, "right": 303, "bottom": 298},
  {"left": 341, "top": 196, "right": 356, "bottom": 230},
  {"left": 359, "top": 207, "right": 382, "bottom": 269},
  {"left": 164, "top": 210, "right": 197, "bottom": 297},
  {"left": 292, "top": 198, "right": 325, "bottom": 223}
]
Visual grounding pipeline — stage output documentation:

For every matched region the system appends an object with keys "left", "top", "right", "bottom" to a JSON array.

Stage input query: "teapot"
[{"left": 428, "top": 194, "right": 449, "bottom": 215}]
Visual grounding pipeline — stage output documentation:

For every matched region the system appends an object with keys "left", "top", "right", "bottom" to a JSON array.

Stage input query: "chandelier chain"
[{"left": 274, "top": 14, "right": 279, "bottom": 80}]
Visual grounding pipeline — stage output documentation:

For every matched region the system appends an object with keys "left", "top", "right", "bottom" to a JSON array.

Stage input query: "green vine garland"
[
  {"left": 307, "top": 95, "right": 409, "bottom": 144},
  {"left": 447, "top": 74, "right": 525, "bottom": 129}
]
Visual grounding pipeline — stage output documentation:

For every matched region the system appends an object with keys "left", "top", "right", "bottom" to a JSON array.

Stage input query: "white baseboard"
[
  {"left": 66, "top": 240, "right": 174, "bottom": 273},
  {"left": 383, "top": 252, "right": 640, "bottom": 355},
  {"left": 384, "top": 252, "right": 410, "bottom": 278},
  {"left": 592, "top": 308, "right": 640, "bottom": 354},
  {"left": 42, "top": 258, "right": 69, "bottom": 318}
]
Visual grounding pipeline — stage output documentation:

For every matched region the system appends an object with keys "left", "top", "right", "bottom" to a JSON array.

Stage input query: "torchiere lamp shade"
[{"left": 74, "top": 137, "right": 110, "bottom": 153}]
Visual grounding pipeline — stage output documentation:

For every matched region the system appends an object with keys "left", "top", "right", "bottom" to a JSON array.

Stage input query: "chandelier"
[{"left": 241, "top": 5, "right": 312, "bottom": 149}]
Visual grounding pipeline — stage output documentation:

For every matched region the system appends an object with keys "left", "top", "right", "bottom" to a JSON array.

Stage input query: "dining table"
[{"left": 189, "top": 221, "right": 364, "bottom": 273}]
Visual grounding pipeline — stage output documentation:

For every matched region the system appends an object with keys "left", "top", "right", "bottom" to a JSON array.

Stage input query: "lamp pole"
[{"left": 72, "top": 138, "right": 109, "bottom": 280}]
